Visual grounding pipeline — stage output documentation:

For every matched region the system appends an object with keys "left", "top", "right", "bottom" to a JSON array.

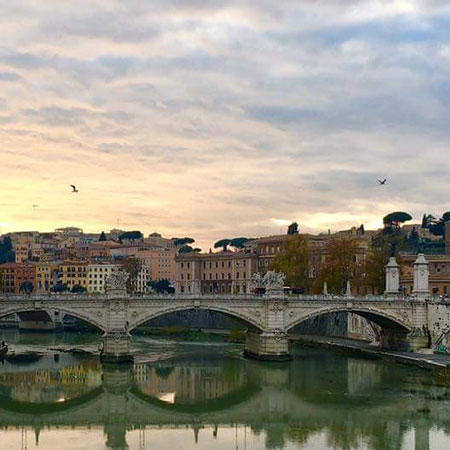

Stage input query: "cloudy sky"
[{"left": 1, "top": 0, "right": 449, "bottom": 249}]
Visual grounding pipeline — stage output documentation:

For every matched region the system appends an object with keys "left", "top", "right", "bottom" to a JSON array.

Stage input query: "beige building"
[
  {"left": 110, "top": 244, "right": 176, "bottom": 282},
  {"left": 176, "top": 251, "right": 258, "bottom": 294},
  {"left": 87, "top": 263, "right": 119, "bottom": 293}
]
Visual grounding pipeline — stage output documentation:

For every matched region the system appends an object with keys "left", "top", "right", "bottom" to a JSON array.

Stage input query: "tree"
[
  {"left": 173, "top": 237, "right": 195, "bottom": 247},
  {"left": 0, "top": 236, "right": 15, "bottom": 264},
  {"left": 422, "top": 214, "right": 428, "bottom": 229},
  {"left": 178, "top": 245, "right": 201, "bottom": 253},
  {"left": 71, "top": 284, "right": 86, "bottom": 294},
  {"left": 311, "top": 238, "right": 363, "bottom": 295},
  {"left": 19, "top": 281, "right": 34, "bottom": 294},
  {"left": 214, "top": 239, "right": 231, "bottom": 252},
  {"left": 118, "top": 231, "right": 143, "bottom": 243},
  {"left": 53, "top": 282, "right": 69, "bottom": 293},
  {"left": 230, "top": 237, "right": 251, "bottom": 250},
  {"left": 363, "top": 248, "right": 389, "bottom": 294},
  {"left": 99, "top": 231, "right": 107, "bottom": 241},
  {"left": 270, "top": 235, "right": 310, "bottom": 291},
  {"left": 121, "top": 257, "right": 142, "bottom": 293},
  {"left": 147, "top": 279, "right": 175, "bottom": 294},
  {"left": 383, "top": 212, "right": 412, "bottom": 228},
  {"left": 287, "top": 222, "right": 299, "bottom": 235}
]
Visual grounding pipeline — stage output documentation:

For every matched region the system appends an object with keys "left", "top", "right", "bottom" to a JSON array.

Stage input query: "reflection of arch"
[
  {"left": 4, "top": 354, "right": 43, "bottom": 366},
  {"left": 287, "top": 307, "right": 411, "bottom": 333},
  {"left": 130, "top": 382, "right": 260, "bottom": 414},
  {"left": 129, "top": 306, "right": 262, "bottom": 332},
  {"left": 0, "top": 386, "right": 104, "bottom": 414},
  {"left": 0, "top": 308, "right": 105, "bottom": 332}
]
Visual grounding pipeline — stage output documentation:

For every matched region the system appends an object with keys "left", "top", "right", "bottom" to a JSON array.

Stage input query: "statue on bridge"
[
  {"left": 105, "top": 271, "right": 129, "bottom": 294},
  {"left": 251, "top": 271, "right": 285, "bottom": 292}
]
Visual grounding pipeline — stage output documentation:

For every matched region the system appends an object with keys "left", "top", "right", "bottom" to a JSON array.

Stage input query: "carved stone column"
[
  {"left": 244, "top": 271, "right": 292, "bottom": 361},
  {"left": 385, "top": 256, "right": 400, "bottom": 298},
  {"left": 101, "top": 271, "right": 134, "bottom": 364},
  {"left": 412, "top": 254, "right": 430, "bottom": 301}
]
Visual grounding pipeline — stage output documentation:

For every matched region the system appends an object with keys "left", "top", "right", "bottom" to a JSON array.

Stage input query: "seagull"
[
  {"left": 70, "top": 185, "right": 79, "bottom": 193},
  {"left": 377, "top": 178, "right": 387, "bottom": 186}
]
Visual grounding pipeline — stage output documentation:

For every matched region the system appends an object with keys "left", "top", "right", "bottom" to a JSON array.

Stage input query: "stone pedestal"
[
  {"left": 408, "top": 328, "right": 430, "bottom": 351},
  {"left": 244, "top": 331, "right": 292, "bottom": 362},
  {"left": 379, "top": 329, "right": 410, "bottom": 351},
  {"left": 385, "top": 257, "right": 400, "bottom": 297},
  {"left": 101, "top": 331, "right": 134, "bottom": 364}
]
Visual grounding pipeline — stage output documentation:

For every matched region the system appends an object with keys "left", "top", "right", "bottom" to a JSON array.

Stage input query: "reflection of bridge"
[
  {"left": 0, "top": 360, "right": 446, "bottom": 450},
  {"left": 0, "top": 255, "right": 449, "bottom": 361}
]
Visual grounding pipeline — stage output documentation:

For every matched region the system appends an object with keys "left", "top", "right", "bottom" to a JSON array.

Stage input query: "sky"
[{"left": 1, "top": 0, "right": 450, "bottom": 249}]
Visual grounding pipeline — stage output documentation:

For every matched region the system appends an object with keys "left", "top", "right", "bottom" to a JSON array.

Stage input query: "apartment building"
[
  {"left": 35, "top": 262, "right": 60, "bottom": 292},
  {"left": 0, "top": 263, "right": 36, "bottom": 294},
  {"left": 176, "top": 251, "right": 258, "bottom": 294},
  {"left": 59, "top": 261, "right": 88, "bottom": 291},
  {"left": 110, "top": 244, "right": 176, "bottom": 282},
  {"left": 87, "top": 263, "right": 119, "bottom": 293}
]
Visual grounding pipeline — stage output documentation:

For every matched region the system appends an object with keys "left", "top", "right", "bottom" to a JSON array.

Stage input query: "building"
[
  {"left": 110, "top": 244, "right": 177, "bottom": 282},
  {"left": 400, "top": 254, "right": 450, "bottom": 296},
  {"left": 35, "top": 262, "right": 60, "bottom": 292},
  {"left": 87, "top": 263, "right": 119, "bottom": 293},
  {"left": 59, "top": 261, "right": 89, "bottom": 291},
  {"left": 446, "top": 222, "right": 450, "bottom": 255},
  {"left": 245, "top": 230, "right": 371, "bottom": 280},
  {"left": 0, "top": 263, "right": 36, "bottom": 294},
  {"left": 176, "top": 251, "right": 258, "bottom": 294}
]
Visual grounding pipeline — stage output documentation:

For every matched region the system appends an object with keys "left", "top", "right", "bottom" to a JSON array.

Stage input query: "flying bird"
[
  {"left": 377, "top": 178, "right": 387, "bottom": 186},
  {"left": 32, "top": 204, "right": 40, "bottom": 208},
  {"left": 70, "top": 185, "right": 79, "bottom": 193}
]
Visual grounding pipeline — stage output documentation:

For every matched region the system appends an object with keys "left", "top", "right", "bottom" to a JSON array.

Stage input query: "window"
[{"left": 236, "top": 272, "right": 240, "bottom": 279}]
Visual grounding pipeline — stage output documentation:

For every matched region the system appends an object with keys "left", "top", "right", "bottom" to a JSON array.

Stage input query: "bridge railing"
[{"left": 0, "top": 292, "right": 437, "bottom": 303}]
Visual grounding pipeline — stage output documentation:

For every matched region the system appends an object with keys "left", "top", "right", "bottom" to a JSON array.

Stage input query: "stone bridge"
[{"left": 0, "top": 254, "right": 449, "bottom": 361}]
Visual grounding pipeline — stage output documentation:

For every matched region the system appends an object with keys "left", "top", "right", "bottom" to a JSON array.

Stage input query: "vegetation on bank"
[{"left": 132, "top": 326, "right": 246, "bottom": 343}]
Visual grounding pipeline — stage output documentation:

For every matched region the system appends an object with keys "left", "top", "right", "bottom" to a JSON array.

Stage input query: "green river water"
[{"left": 0, "top": 330, "right": 449, "bottom": 450}]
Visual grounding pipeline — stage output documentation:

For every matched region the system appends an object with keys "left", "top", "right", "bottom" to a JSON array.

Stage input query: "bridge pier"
[
  {"left": 379, "top": 329, "right": 410, "bottom": 351},
  {"left": 244, "top": 331, "right": 292, "bottom": 362},
  {"left": 100, "top": 331, "right": 134, "bottom": 364}
]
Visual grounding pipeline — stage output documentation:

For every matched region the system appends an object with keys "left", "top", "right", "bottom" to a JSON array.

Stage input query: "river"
[{"left": 0, "top": 330, "right": 449, "bottom": 450}]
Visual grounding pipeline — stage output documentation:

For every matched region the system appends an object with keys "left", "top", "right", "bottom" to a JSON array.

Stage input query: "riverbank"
[
  {"left": 292, "top": 334, "right": 450, "bottom": 370},
  {"left": 132, "top": 326, "right": 246, "bottom": 343}
]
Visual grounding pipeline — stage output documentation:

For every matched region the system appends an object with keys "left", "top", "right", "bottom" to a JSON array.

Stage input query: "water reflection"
[{"left": 0, "top": 344, "right": 449, "bottom": 450}]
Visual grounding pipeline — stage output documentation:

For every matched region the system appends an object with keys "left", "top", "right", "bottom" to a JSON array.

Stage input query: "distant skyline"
[{"left": 1, "top": 1, "right": 450, "bottom": 250}]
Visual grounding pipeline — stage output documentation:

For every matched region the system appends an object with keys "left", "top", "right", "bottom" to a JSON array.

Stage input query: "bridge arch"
[
  {"left": 286, "top": 306, "right": 412, "bottom": 334},
  {"left": 0, "top": 307, "right": 106, "bottom": 332},
  {"left": 128, "top": 305, "right": 263, "bottom": 333}
]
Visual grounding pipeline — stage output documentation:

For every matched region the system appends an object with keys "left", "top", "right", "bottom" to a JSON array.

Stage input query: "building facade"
[
  {"left": 0, "top": 263, "right": 36, "bottom": 294},
  {"left": 176, "top": 251, "right": 258, "bottom": 294}
]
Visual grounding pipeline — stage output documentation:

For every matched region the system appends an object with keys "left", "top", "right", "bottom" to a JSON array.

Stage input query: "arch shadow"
[
  {"left": 0, "top": 307, "right": 106, "bottom": 333},
  {"left": 287, "top": 307, "right": 411, "bottom": 334},
  {"left": 129, "top": 306, "right": 262, "bottom": 333}
]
